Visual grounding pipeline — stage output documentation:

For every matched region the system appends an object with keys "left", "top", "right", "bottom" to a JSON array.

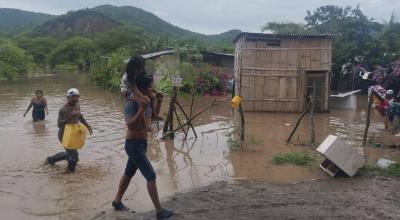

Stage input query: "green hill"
[
  {"left": 92, "top": 5, "right": 202, "bottom": 39},
  {"left": 91, "top": 5, "right": 239, "bottom": 50},
  {"left": 1, "top": 5, "right": 240, "bottom": 51},
  {"left": 29, "top": 9, "right": 121, "bottom": 38},
  {"left": 0, "top": 8, "right": 55, "bottom": 35}
]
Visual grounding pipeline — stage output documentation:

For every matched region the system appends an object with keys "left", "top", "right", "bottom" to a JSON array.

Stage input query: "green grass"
[
  {"left": 272, "top": 152, "right": 316, "bottom": 166},
  {"left": 359, "top": 163, "right": 400, "bottom": 177}
]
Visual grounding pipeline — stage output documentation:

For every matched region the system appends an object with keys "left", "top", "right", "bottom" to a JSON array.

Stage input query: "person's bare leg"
[
  {"left": 114, "top": 175, "right": 132, "bottom": 203},
  {"left": 147, "top": 180, "right": 162, "bottom": 211}
]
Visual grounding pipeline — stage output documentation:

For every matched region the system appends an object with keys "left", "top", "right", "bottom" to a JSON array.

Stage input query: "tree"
[
  {"left": 90, "top": 47, "right": 130, "bottom": 91},
  {"left": 305, "top": 5, "right": 352, "bottom": 32},
  {"left": 48, "top": 36, "right": 95, "bottom": 71},
  {"left": 0, "top": 42, "right": 32, "bottom": 82},
  {"left": 15, "top": 37, "right": 58, "bottom": 72},
  {"left": 380, "top": 13, "right": 400, "bottom": 63},
  {"left": 305, "top": 5, "right": 384, "bottom": 71},
  {"left": 93, "top": 26, "right": 148, "bottom": 55}
]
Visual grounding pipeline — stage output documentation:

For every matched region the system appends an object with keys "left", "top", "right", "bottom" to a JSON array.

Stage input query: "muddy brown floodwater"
[{"left": 1, "top": 74, "right": 399, "bottom": 220}]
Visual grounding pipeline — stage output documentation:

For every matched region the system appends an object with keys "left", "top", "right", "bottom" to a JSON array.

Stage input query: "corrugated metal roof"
[
  {"left": 234, "top": 32, "right": 339, "bottom": 42},
  {"left": 142, "top": 50, "right": 175, "bottom": 59}
]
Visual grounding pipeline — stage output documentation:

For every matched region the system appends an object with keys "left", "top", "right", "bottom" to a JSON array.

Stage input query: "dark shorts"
[
  {"left": 32, "top": 110, "right": 45, "bottom": 122},
  {"left": 124, "top": 139, "right": 156, "bottom": 181}
]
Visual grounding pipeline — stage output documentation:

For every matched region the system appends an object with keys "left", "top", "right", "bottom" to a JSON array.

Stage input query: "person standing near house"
[
  {"left": 112, "top": 74, "right": 173, "bottom": 219},
  {"left": 46, "top": 88, "right": 93, "bottom": 173},
  {"left": 23, "top": 90, "right": 49, "bottom": 122}
]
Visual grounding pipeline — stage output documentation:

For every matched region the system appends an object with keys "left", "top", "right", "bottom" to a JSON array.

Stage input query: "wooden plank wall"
[{"left": 235, "top": 37, "right": 332, "bottom": 112}]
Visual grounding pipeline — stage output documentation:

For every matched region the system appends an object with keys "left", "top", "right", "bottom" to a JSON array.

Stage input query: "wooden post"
[
  {"left": 363, "top": 95, "right": 372, "bottom": 146},
  {"left": 175, "top": 100, "right": 197, "bottom": 138},
  {"left": 310, "top": 82, "right": 316, "bottom": 145},
  {"left": 162, "top": 99, "right": 216, "bottom": 139},
  {"left": 286, "top": 101, "right": 311, "bottom": 144},
  {"left": 163, "top": 86, "right": 178, "bottom": 138},
  {"left": 174, "top": 108, "right": 187, "bottom": 136},
  {"left": 187, "top": 83, "right": 196, "bottom": 134},
  {"left": 239, "top": 103, "right": 245, "bottom": 142}
]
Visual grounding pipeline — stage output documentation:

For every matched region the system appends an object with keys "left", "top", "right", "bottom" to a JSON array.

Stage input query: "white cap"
[
  {"left": 67, "top": 88, "right": 80, "bottom": 97},
  {"left": 386, "top": 90, "right": 394, "bottom": 95}
]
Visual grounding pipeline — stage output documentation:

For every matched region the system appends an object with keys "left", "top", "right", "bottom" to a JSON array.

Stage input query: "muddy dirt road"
[{"left": 94, "top": 177, "right": 400, "bottom": 220}]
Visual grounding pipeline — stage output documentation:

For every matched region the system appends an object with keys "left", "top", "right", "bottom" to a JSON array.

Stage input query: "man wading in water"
[
  {"left": 46, "top": 88, "right": 93, "bottom": 173},
  {"left": 112, "top": 75, "right": 174, "bottom": 219}
]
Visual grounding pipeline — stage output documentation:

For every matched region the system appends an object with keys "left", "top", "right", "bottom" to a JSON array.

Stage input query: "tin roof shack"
[
  {"left": 234, "top": 33, "right": 334, "bottom": 112},
  {"left": 202, "top": 51, "right": 234, "bottom": 76},
  {"left": 202, "top": 51, "right": 235, "bottom": 93},
  {"left": 142, "top": 50, "right": 178, "bottom": 83}
]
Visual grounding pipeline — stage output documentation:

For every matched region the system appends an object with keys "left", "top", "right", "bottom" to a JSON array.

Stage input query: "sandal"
[
  {"left": 112, "top": 201, "right": 130, "bottom": 211},
  {"left": 156, "top": 208, "right": 174, "bottom": 219}
]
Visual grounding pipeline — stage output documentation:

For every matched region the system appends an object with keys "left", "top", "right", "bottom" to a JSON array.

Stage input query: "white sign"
[{"left": 172, "top": 77, "right": 182, "bottom": 87}]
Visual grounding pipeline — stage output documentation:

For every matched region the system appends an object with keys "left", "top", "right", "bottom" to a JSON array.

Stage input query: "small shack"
[
  {"left": 142, "top": 50, "right": 177, "bottom": 83},
  {"left": 234, "top": 33, "right": 334, "bottom": 112}
]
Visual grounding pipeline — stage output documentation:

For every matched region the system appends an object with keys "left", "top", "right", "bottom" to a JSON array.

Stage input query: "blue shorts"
[{"left": 124, "top": 139, "right": 156, "bottom": 181}]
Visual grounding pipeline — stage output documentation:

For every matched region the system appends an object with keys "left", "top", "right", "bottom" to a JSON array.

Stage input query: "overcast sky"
[{"left": 0, "top": 0, "right": 399, "bottom": 34}]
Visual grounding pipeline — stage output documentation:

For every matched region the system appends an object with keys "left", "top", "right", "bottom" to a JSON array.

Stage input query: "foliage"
[
  {"left": 30, "top": 9, "right": 121, "bottom": 38},
  {"left": 197, "top": 72, "right": 220, "bottom": 94},
  {"left": 15, "top": 37, "right": 58, "bottom": 71},
  {"left": 360, "top": 163, "right": 400, "bottom": 177},
  {"left": 261, "top": 5, "right": 400, "bottom": 92},
  {"left": 93, "top": 25, "right": 149, "bottom": 54},
  {"left": 0, "top": 42, "right": 33, "bottom": 82},
  {"left": 272, "top": 152, "right": 316, "bottom": 166},
  {"left": 48, "top": 36, "right": 96, "bottom": 71},
  {"left": 370, "top": 61, "right": 400, "bottom": 94},
  {"left": 90, "top": 48, "right": 130, "bottom": 91},
  {"left": 0, "top": 8, "right": 55, "bottom": 35}
]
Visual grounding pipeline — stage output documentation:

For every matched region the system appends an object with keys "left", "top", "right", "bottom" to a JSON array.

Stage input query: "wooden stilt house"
[{"left": 234, "top": 33, "right": 334, "bottom": 112}]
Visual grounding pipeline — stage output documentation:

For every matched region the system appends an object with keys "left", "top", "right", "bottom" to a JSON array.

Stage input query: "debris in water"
[
  {"left": 317, "top": 135, "right": 365, "bottom": 177},
  {"left": 376, "top": 159, "right": 396, "bottom": 169}
]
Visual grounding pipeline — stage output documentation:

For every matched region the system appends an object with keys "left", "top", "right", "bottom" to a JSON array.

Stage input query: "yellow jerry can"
[
  {"left": 230, "top": 96, "right": 242, "bottom": 108},
  {"left": 62, "top": 124, "right": 88, "bottom": 149}
]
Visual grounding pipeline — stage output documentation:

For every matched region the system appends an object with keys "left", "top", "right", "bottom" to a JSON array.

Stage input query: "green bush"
[
  {"left": 90, "top": 47, "right": 130, "bottom": 91},
  {"left": 0, "top": 42, "right": 32, "bottom": 82},
  {"left": 360, "top": 163, "right": 400, "bottom": 177}
]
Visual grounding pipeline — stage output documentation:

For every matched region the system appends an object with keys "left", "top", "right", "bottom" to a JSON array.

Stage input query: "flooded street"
[
  {"left": 1, "top": 74, "right": 399, "bottom": 219},
  {"left": 0, "top": 74, "right": 233, "bottom": 220}
]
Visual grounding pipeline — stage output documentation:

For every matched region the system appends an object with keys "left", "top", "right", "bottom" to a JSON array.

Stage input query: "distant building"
[
  {"left": 142, "top": 50, "right": 177, "bottom": 83},
  {"left": 202, "top": 51, "right": 234, "bottom": 93}
]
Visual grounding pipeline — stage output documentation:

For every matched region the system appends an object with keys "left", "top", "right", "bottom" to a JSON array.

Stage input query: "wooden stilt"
[
  {"left": 174, "top": 108, "right": 187, "bottom": 136},
  {"left": 363, "top": 95, "right": 372, "bottom": 146},
  {"left": 161, "top": 99, "right": 216, "bottom": 139},
  {"left": 239, "top": 103, "right": 245, "bottom": 142},
  {"left": 286, "top": 101, "right": 311, "bottom": 144},
  {"left": 175, "top": 100, "right": 197, "bottom": 138},
  {"left": 310, "top": 82, "right": 316, "bottom": 145}
]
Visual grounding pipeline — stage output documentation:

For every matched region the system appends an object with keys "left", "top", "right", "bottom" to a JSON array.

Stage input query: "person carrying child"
[{"left": 121, "top": 55, "right": 163, "bottom": 121}]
